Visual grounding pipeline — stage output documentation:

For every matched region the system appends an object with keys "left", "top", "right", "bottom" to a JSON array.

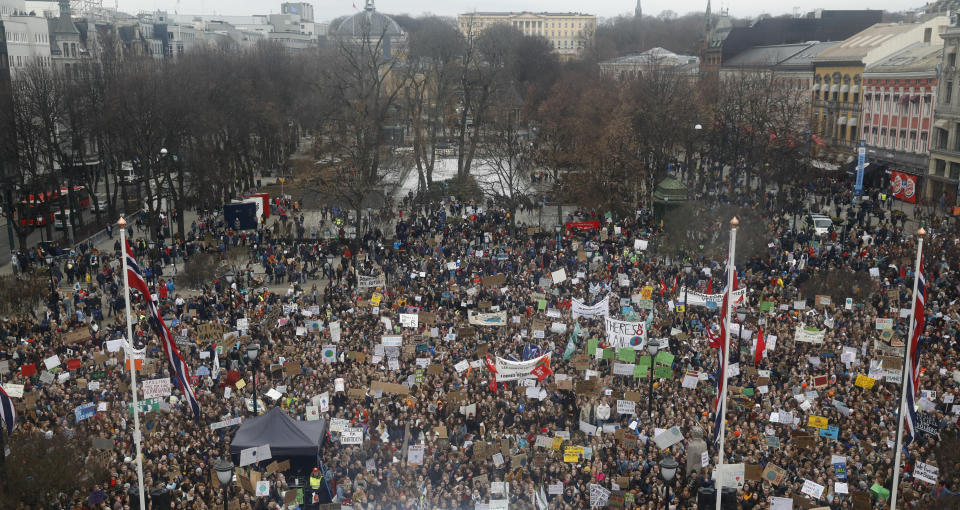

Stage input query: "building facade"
[
  {"left": 457, "top": 12, "right": 595, "bottom": 57},
  {"left": 812, "top": 17, "right": 948, "bottom": 159},
  {"left": 928, "top": 21, "right": 960, "bottom": 203},
  {"left": 599, "top": 47, "right": 699, "bottom": 79},
  {"left": 859, "top": 42, "right": 940, "bottom": 198}
]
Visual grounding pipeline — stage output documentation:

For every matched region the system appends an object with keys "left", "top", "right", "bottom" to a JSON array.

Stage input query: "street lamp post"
[
  {"left": 214, "top": 458, "right": 235, "bottom": 510},
  {"left": 246, "top": 343, "right": 260, "bottom": 415},
  {"left": 647, "top": 340, "right": 659, "bottom": 418},
  {"left": 659, "top": 456, "right": 678, "bottom": 506}
]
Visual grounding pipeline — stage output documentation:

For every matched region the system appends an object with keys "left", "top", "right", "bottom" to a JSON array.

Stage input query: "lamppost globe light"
[
  {"left": 694, "top": 124, "right": 702, "bottom": 130},
  {"left": 246, "top": 343, "right": 260, "bottom": 360},
  {"left": 160, "top": 148, "right": 168, "bottom": 156},
  {"left": 647, "top": 341, "right": 659, "bottom": 356},
  {"left": 660, "top": 457, "right": 679, "bottom": 482},
  {"left": 214, "top": 459, "right": 234, "bottom": 486}
]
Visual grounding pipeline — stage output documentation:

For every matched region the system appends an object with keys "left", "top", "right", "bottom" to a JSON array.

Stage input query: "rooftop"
[
  {"left": 723, "top": 43, "right": 813, "bottom": 68},
  {"left": 863, "top": 41, "right": 942, "bottom": 75},
  {"left": 815, "top": 22, "right": 921, "bottom": 61}
]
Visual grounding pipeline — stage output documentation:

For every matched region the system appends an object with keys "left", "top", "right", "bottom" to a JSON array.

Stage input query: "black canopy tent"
[
  {"left": 230, "top": 408, "right": 327, "bottom": 463},
  {"left": 230, "top": 408, "right": 331, "bottom": 505}
]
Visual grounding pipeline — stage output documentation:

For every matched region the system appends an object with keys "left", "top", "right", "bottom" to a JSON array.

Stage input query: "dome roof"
[{"left": 333, "top": 2, "right": 404, "bottom": 38}]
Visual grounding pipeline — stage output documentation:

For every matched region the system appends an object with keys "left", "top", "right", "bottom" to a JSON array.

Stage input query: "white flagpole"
[
  {"left": 716, "top": 216, "right": 738, "bottom": 510},
  {"left": 119, "top": 218, "right": 146, "bottom": 510},
  {"left": 890, "top": 227, "right": 925, "bottom": 510}
]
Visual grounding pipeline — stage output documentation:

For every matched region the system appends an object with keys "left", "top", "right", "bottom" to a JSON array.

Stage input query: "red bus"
[{"left": 16, "top": 186, "right": 92, "bottom": 228}]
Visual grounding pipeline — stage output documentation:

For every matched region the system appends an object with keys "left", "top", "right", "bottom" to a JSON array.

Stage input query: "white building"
[{"left": 1, "top": 0, "right": 53, "bottom": 76}]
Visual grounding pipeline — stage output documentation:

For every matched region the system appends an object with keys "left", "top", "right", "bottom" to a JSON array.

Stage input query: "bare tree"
[
  {"left": 403, "top": 17, "right": 464, "bottom": 195},
  {"left": 319, "top": 19, "right": 410, "bottom": 224},
  {"left": 476, "top": 99, "right": 534, "bottom": 221}
]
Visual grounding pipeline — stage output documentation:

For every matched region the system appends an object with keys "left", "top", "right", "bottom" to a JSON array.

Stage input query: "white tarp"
[{"left": 571, "top": 294, "right": 610, "bottom": 319}]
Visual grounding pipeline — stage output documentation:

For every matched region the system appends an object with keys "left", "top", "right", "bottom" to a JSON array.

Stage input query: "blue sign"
[
  {"left": 74, "top": 402, "right": 96, "bottom": 422},
  {"left": 834, "top": 462, "right": 847, "bottom": 480},
  {"left": 855, "top": 140, "right": 866, "bottom": 194},
  {"left": 820, "top": 425, "right": 839, "bottom": 439}
]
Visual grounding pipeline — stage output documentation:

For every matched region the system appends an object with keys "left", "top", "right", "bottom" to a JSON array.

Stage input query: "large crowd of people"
[{"left": 2, "top": 176, "right": 960, "bottom": 510}]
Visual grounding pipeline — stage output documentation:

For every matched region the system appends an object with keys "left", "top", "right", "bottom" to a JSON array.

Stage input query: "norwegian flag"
[
  {"left": 0, "top": 384, "right": 15, "bottom": 435},
  {"left": 707, "top": 269, "right": 736, "bottom": 446},
  {"left": 904, "top": 256, "right": 925, "bottom": 446},
  {"left": 124, "top": 241, "right": 201, "bottom": 419}
]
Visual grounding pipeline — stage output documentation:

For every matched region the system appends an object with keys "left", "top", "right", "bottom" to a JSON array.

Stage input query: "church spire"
[
  {"left": 635, "top": 0, "right": 642, "bottom": 18},
  {"left": 704, "top": 0, "right": 712, "bottom": 40}
]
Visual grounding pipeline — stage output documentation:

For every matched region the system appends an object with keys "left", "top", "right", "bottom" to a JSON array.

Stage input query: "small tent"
[{"left": 230, "top": 408, "right": 327, "bottom": 459}]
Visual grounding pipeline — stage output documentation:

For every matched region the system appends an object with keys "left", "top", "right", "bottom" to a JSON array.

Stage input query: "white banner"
[
  {"left": 142, "top": 378, "right": 172, "bottom": 399},
  {"left": 239, "top": 444, "right": 272, "bottom": 467},
  {"left": 330, "top": 417, "right": 349, "bottom": 432},
  {"left": 329, "top": 321, "right": 341, "bottom": 343},
  {"left": 407, "top": 444, "right": 425, "bottom": 465},
  {"left": 341, "top": 427, "right": 363, "bottom": 444},
  {"left": 494, "top": 353, "right": 551, "bottom": 381},
  {"left": 399, "top": 314, "right": 419, "bottom": 328},
  {"left": 358, "top": 274, "right": 385, "bottom": 290},
  {"left": 604, "top": 317, "right": 647, "bottom": 349},
  {"left": 800, "top": 479, "right": 825, "bottom": 499},
  {"left": 209, "top": 417, "right": 242, "bottom": 430},
  {"left": 915, "top": 462, "right": 939, "bottom": 484},
  {"left": 469, "top": 310, "right": 507, "bottom": 326},
  {"left": 382, "top": 336, "right": 403, "bottom": 347},
  {"left": 795, "top": 325, "right": 826, "bottom": 344},
  {"left": 678, "top": 287, "right": 747, "bottom": 308},
  {"left": 3, "top": 383, "right": 23, "bottom": 398},
  {"left": 571, "top": 294, "right": 610, "bottom": 319},
  {"left": 616, "top": 400, "right": 636, "bottom": 415}
]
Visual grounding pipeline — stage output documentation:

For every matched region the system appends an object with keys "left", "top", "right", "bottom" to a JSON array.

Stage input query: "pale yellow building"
[{"left": 457, "top": 12, "right": 596, "bottom": 57}]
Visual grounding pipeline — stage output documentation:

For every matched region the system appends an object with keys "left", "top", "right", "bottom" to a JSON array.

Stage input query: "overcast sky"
[{"left": 116, "top": 0, "right": 912, "bottom": 23}]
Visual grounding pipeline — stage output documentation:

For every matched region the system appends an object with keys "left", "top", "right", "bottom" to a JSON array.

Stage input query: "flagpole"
[
  {"left": 119, "top": 218, "right": 146, "bottom": 510},
  {"left": 716, "top": 216, "right": 737, "bottom": 510},
  {"left": 890, "top": 227, "right": 925, "bottom": 510}
]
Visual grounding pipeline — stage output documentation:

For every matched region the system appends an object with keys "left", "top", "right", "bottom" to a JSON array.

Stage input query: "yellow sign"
[
  {"left": 565, "top": 446, "right": 585, "bottom": 455},
  {"left": 808, "top": 416, "right": 829, "bottom": 429},
  {"left": 855, "top": 374, "right": 876, "bottom": 389},
  {"left": 235, "top": 379, "right": 246, "bottom": 390},
  {"left": 641, "top": 286, "right": 654, "bottom": 300},
  {"left": 675, "top": 304, "right": 686, "bottom": 313},
  {"left": 371, "top": 293, "right": 383, "bottom": 306},
  {"left": 551, "top": 437, "right": 563, "bottom": 450},
  {"left": 563, "top": 453, "right": 579, "bottom": 463}
]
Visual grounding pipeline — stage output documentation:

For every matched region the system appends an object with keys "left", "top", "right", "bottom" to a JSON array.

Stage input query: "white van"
[
  {"left": 121, "top": 161, "right": 138, "bottom": 183},
  {"left": 807, "top": 214, "right": 833, "bottom": 235}
]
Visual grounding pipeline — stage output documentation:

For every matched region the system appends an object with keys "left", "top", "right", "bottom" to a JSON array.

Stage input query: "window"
[
  {"left": 63, "top": 42, "right": 69, "bottom": 56},
  {"left": 946, "top": 82, "right": 953, "bottom": 104},
  {"left": 881, "top": 128, "right": 888, "bottom": 146},
  {"left": 935, "top": 159, "right": 946, "bottom": 176},
  {"left": 952, "top": 162, "right": 960, "bottom": 180},
  {"left": 910, "top": 131, "right": 918, "bottom": 151},
  {"left": 950, "top": 53, "right": 957, "bottom": 67},
  {"left": 936, "top": 128, "right": 949, "bottom": 149},
  {"left": 924, "top": 27, "right": 932, "bottom": 43}
]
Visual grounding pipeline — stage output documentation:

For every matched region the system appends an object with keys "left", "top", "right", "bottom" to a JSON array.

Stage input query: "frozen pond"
[{"left": 387, "top": 158, "right": 535, "bottom": 200}]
